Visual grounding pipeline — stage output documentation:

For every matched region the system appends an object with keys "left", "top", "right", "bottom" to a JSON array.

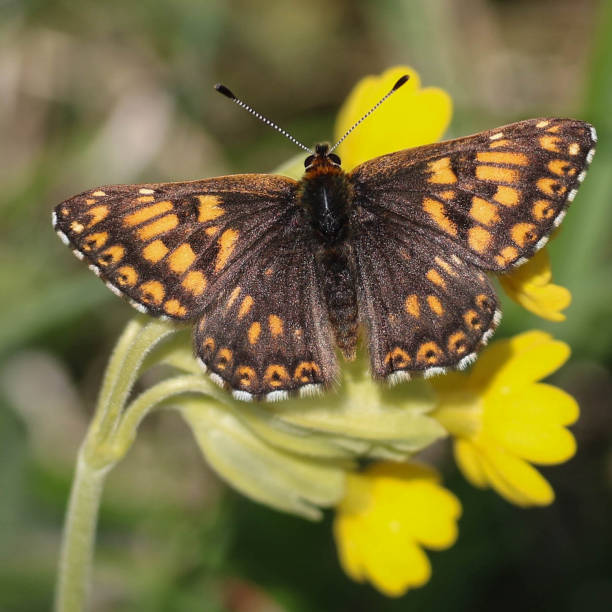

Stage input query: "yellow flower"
[
  {"left": 334, "top": 66, "right": 452, "bottom": 170},
  {"left": 334, "top": 67, "right": 571, "bottom": 321},
  {"left": 499, "top": 248, "right": 572, "bottom": 321},
  {"left": 431, "top": 331, "right": 579, "bottom": 507},
  {"left": 334, "top": 462, "right": 461, "bottom": 597}
]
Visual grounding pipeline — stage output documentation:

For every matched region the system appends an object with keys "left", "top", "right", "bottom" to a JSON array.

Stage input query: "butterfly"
[{"left": 53, "top": 76, "right": 596, "bottom": 402}]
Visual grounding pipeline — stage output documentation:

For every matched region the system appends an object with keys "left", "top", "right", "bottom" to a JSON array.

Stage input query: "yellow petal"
[
  {"left": 478, "top": 442, "right": 555, "bottom": 507},
  {"left": 499, "top": 248, "right": 571, "bottom": 321},
  {"left": 454, "top": 438, "right": 488, "bottom": 488},
  {"left": 484, "top": 337, "right": 570, "bottom": 394},
  {"left": 485, "top": 385, "right": 578, "bottom": 464},
  {"left": 334, "top": 66, "right": 452, "bottom": 170},
  {"left": 333, "top": 462, "right": 461, "bottom": 596},
  {"left": 469, "top": 331, "right": 553, "bottom": 390},
  {"left": 407, "top": 482, "right": 462, "bottom": 549},
  {"left": 365, "top": 540, "right": 432, "bottom": 597}
]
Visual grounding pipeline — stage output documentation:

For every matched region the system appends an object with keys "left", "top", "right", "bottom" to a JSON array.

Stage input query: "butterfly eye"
[
  {"left": 304, "top": 155, "right": 315, "bottom": 168},
  {"left": 328, "top": 153, "right": 341, "bottom": 165}
]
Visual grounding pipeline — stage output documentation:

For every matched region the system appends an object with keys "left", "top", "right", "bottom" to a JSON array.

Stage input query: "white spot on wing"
[
  {"left": 577, "top": 170, "right": 587, "bottom": 182},
  {"left": 535, "top": 235, "right": 549, "bottom": 251},
  {"left": 567, "top": 189, "right": 577, "bottom": 202},
  {"left": 209, "top": 372, "right": 225, "bottom": 388},
  {"left": 590, "top": 126, "right": 598, "bottom": 142},
  {"left": 72, "top": 249, "right": 84, "bottom": 260},
  {"left": 232, "top": 390, "right": 253, "bottom": 402},
  {"left": 490, "top": 132, "right": 504, "bottom": 140},
  {"left": 299, "top": 383, "right": 322, "bottom": 398},
  {"left": 105, "top": 281, "right": 122, "bottom": 297},
  {"left": 51, "top": 210, "right": 58, "bottom": 227},
  {"left": 493, "top": 309, "right": 503, "bottom": 326},
  {"left": 423, "top": 366, "right": 446, "bottom": 379},
  {"left": 129, "top": 299, "right": 148, "bottom": 314},
  {"left": 553, "top": 210, "right": 566, "bottom": 227},
  {"left": 586, "top": 148, "right": 595, "bottom": 164},
  {"left": 88, "top": 264, "right": 100, "bottom": 276},
  {"left": 458, "top": 353, "right": 477, "bottom": 370},
  {"left": 56, "top": 229, "right": 70, "bottom": 245},
  {"left": 139, "top": 188, "right": 155, "bottom": 195},
  {"left": 536, "top": 120, "right": 549, "bottom": 128},
  {"left": 514, "top": 257, "right": 528, "bottom": 267},
  {"left": 196, "top": 357, "right": 207, "bottom": 372},
  {"left": 265, "top": 390, "right": 289, "bottom": 402},
  {"left": 386, "top": 371, "right": 411, "bottom": 386},
  {"left": 481, "top": 328, "right": 495, "bottom": 345}
]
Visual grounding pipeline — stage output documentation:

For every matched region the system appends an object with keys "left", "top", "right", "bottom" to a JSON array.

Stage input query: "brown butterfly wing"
[
  {"left": 352, "top": 218, "right": 499, "bottom": 380},
  {"left": 53, "top": 174, "right": 299, "bottom": 319},
  {"left": 350, "top": 118, "right": 596, "bottom": 271}
]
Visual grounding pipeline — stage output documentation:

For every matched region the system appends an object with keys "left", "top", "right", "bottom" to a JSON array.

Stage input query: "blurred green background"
[{"left": 2, "top": 0, "right": 612, "bottom": 610}]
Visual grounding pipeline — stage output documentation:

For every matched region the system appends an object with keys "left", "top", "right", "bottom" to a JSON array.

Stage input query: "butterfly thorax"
[
  {"left": 298, "top": 144, "right": 353, "bottom": 245},
  {"left": 298, "top": 144, "right": 359, "bottom": 360}
]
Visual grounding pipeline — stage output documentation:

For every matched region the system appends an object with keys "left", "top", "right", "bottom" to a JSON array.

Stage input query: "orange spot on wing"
[
  {"left": 434, "top": 256, "right": 458, "bottom": 276},
  {"left": 427, "top": 157, "right": 457, "bottom": 184},
  {"left": 489, "top": 139, "right": 511, "bottom": 148},
  {"left": 182, "top": 271, "right": 207, "bottom": 296},
  {"left": 82, "top": 232, "right": 108, "bottom": 251},
  {"left": 268, "top": 314, "right": 284, "bottom": 337},
  {"left": 537, "top": 177, "right": 566, "bottom": 197},
  {"left": 248, "top": 322, "right": 261, "bottom": 345},
  {"left": 98, "top": 245, "right": 125, "bottom": 266},
  {"left": 426, "top": 269, "right": 446, "bottom": 289},
  {"left": 164, "top": 299, "right": 187, "bottom": 317},
  {"left": 142, "top": 239, "right": 169, "bottom": 263},
  {"left": 494, "top": 246, "right": 518, "bottom": 267},
  {"left": 540, "top": 135, "right": 562, "bottom": 153},
  {"left": 137, "top": 215, "right": 179, "bottom": 241},
  {"left": 468, "top": 226, "right": 492, "bottom": 253},
  {"left": 214, "top": 229, "right": 239, "bottom": 271},
  {"left": 548, "top": 159, "right": 572, "bottom": 176},
  {"left": 294, "top": 361, "right": 321, "bottom": 383},
  {"left": 476, "top": 165, "right": 519, "bottom": 183},
  {"left": 238, "top": 295, "right": 254, "bottom": 319},
  {"left": 124, "top": 201, "right": 173, "bottom": 227},
  {"left": 493, "top": 185, "right": 520, "bottom": 207},
  {"left": 470, "top": 197, "right": 500, "bottom": 226},
  {"left": 86, "top": 205, "right": 109, "bottom": 227},
  {"left": 476, "top": 151, "right": 529, "bottom": 166},
  {"left": 263, "top": 364, "right": 290, "bottom": 388},
  {"left": 139, "top": 280, "right": 165, "bottom": 305},
  {"left": 215, "top": 348, "right": 233, "bottom": 371},
  {"left": 427, "top": 295, "right": 444, "bottom": 316},
  {"left": 236, "top": 366, "right": 257, "bottom": 388},
  {"left": 226, "top": 286, "right": 241, "bottom": 308},
  {"left": 168, "top": 243, "right": 196, "bottom": 274},
  {"left": 423, "top": 198, "right": 458, "bottom": 236},
  {"left": 197, "top": 195, "right": 224, "bottom": 222},
  {"left": 511, "top": 223, "right": 537, "bottom": 247},
  {"left": 416, "top": 341, "right": 443, "bottom": 365},
  {"left": 405, "top": 294, "right": 420, "bottom": 318},
  {"left": 384, "top": 347, "right": 411, "bottom": 369},
  {"left": 116, "top": 265, "right": 138, "bottom": 287},
  {"left": 448, "top": 331, "right": 468, "bottom": 354},
  {"left": 532, "top": 199, "right": 555, "bottom": 221}
]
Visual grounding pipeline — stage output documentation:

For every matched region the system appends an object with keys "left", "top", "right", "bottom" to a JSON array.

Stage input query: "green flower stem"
[
  {"left": 55, "top": 318, "right": 184, "bottom": 612},
  {"left": 54, "top": 454, "right": 109, "bottom": 612}
]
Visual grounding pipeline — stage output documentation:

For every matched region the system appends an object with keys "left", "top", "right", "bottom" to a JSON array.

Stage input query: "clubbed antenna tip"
[
  {"left": 393, "top": 74, "right": 410, "bottom": 90},
  {"left": 214, "top": 83, "right": 235, "bottom": 99}
]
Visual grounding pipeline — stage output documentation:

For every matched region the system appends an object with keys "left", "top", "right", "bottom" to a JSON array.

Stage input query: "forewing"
[
  {"left": 350, "top": 118, "right": 596, "bottom": 271},
  {"left": 353, "top": 220, "right": 500, "bottom": 380},
  {"left": 53, "top": 174, "right": 298, "bottom": 319},
  {"left": 193, "top": 234, "right": 337, "bottom": 401}
]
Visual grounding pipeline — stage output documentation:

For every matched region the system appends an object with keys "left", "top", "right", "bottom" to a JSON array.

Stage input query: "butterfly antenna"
[
  {"left": 215, "top": 83, "right": 313, "bottom": 154},
  {"left": 328, "top": 74, "right": 409, "bottom": 153}
]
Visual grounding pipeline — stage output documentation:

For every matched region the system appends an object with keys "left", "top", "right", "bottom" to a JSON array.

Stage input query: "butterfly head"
[{"left": 304, "top": 143, "right": 342, "bottom": 172}]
